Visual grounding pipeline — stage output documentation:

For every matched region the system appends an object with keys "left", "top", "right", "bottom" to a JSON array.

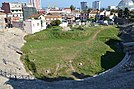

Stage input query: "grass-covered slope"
[{"left": 21, "top": 26, "right": 124, "bottom": 81}]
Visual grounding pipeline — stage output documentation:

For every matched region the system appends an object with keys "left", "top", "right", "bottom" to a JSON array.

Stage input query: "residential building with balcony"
[
  {"left": 45, "top": 15, "right": 62, "bottom": 24},
  {"left": 1, "top": 2, "right": 23, "bottom": 21}
]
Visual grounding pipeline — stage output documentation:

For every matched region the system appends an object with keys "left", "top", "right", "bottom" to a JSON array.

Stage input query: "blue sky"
[{"left": 0, "top": 0, "right": 121, "bottom": 8}]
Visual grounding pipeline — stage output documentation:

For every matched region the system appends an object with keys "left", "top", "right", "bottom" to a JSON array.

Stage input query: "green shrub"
[
  {"left": 50, "top": 20, "right": 61, "bottom": 26},
  {"left": 24, "top": 54, "right": 37, "bottom": 73}
]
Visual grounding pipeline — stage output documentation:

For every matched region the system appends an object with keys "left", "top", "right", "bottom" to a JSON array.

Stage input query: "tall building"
[
  {"left": 92, "top": 1, "right": 101, "bottom": 10},
  {"left": 29, "top": 0, "right": 41, "bottom": 10},
  {"left": 29, "top": 0, "right": 34, "bottom": 7},
  {"left": 22, "top": 5, "right": 37, "bottom": 20},
  {"left": 80, "top": 2, "right": 88, "bottom": 11}
]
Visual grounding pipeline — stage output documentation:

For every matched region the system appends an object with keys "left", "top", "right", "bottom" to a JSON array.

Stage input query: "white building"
[
  {"left": 23, "top": 14, "right": 46, "bottom": 34},
  {"left": 71, "top": 10, "right": 81, "bottom": 18},
  {"left": 100, "top": 11, "right": 111, "bottom": 16},
  {"left": 108, "top": 6, "right": 118, "bottom": 10},
  {"left": 89, "top": 10, "right": 98, "bottom": 18},
  {"left": 46, "top": 9, "right": 64, "bottom": 14},
  {"left": 23, "top": 19, "right": 42, "bottom": 34},
  {"left": 1, "top": 2, "right": 24, "bottom": 21},
  {"left": 92, "top": 1, "right": 101, "bottom": 10},
  {"left": 9, "top": 2, "right": 23, "bottom": 21},
  {"left": 45, "top": 15, "right": 62, "bottom": 24}
]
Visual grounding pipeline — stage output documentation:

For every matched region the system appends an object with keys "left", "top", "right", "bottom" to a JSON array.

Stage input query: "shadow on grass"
[
  {"left": 36, "top": 76, "right": 74, "bottom": 82},
  {"left": 36, "top": 72, "right": 90, "bottom": 82},
  {"left": 101, "top": 39, "right": 125, "bottom": 70},
  {"left": 71, "top": 72, "right": 91, "bottom": 79}
]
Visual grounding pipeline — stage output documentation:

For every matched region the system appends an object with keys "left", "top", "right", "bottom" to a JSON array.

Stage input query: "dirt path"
[
  {"left": 92, "top": 30, "right": 102, "bottom": 40},
  {"left": 68, "top": 29, "right": 103, "bottom": 79}
]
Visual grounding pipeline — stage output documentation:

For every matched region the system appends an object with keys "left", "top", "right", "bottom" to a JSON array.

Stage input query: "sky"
[{"left": 0, "top": 0, "right": 121, "bottom": 8}]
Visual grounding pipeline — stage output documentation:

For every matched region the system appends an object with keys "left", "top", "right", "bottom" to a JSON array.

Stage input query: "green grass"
[{"left": 21, "top": 26, "right": 124, "bottom": 81}]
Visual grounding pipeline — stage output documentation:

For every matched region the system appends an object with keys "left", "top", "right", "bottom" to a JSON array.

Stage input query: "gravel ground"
[
  {"left": 0, "top": 26, "right": 134, "bottom": 89},
  {"left": 0, "top": 28, "right": 28, "bottom": 89}
]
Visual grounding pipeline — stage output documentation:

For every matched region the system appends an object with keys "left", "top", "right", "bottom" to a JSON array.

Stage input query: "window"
[
  {"left": 12, "top": 10, "right": 15, "bottom": 12},
  {"left": 37, "top": 23, "right": 39, "bottom": 26}
]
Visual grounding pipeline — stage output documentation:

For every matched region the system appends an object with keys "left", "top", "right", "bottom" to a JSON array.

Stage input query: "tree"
[
  {"left": 124, "top": 8, "right": 130, "bottom": 18},
  {"left": 128, "top": 11, "right": 134, "bottom": 23},
  {"left": 118, "top": 9, "right": 123, "bottom": 18},
  {"left": 100, "top": 8, "right": 105, "bottom": 12},
  {"left": 50, "top": 20, "right": 61, "bottom": 26},
  {"left": 70, "top": 5, "right": 75, "bottom": 11},
  {"left": 110, "top": 9, "right": 118, "bottom": 13},
  {"left": 88, "top": 8, "right": 92, "bottom": 13}
]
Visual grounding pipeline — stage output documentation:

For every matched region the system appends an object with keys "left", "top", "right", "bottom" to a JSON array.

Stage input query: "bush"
[
  {"left": 50, "top": 20, "right": 61, "bottom": 26},
  {"left": 77, "top": 26, "right": 84, "bottom": 30},
  {"left": 24, "top": 55, "right": 37, "bottom": 73}
]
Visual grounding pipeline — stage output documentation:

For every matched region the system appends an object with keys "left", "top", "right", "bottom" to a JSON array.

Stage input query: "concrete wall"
[
  {"left": 23, "top": 19, "right": 42, "bottom": 34},
  {"left": 31, "top": 20, "right": 42, "bottom": 34},
  {"left": 0, "top": 14, "right": 6, "bottom": 31},
  {"left": 12, "top": 21, "right": 23, "bottom": 28},
  {"left": 23, "top": 20, "right": 32, "bottom": 34}
]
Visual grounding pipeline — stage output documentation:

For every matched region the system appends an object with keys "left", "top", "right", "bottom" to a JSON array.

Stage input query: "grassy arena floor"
[{"left": 21, "top": 26, "right": 124, "bottom": 81}]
